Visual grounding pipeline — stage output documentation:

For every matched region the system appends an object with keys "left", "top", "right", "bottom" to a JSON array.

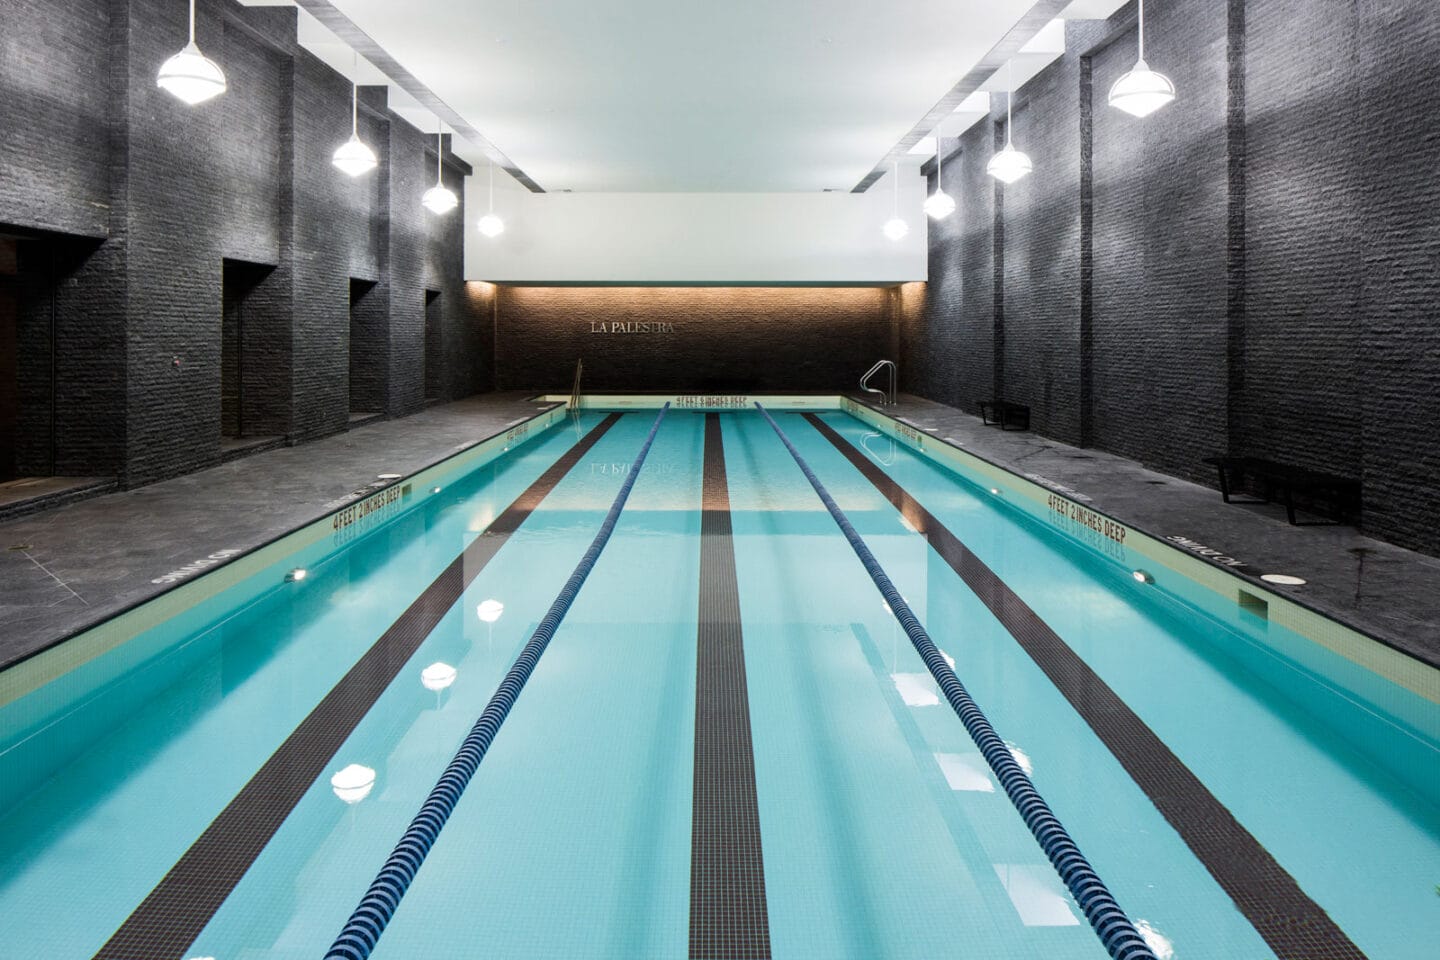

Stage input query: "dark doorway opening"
[
  {"left": 0, "top": 229, "right": 117, "bottom": 517},
  {"left": 349, "top": 277, "right": 382, "bottom": 419},
  {"left": 221, "top": 259, "right": 276, "bottom": 442},
  {"left": 0, "top": 238, "right": 19, "bottom": 482},
  {"left": 424, "top": 289, "right": 443, "bottom": 402}
]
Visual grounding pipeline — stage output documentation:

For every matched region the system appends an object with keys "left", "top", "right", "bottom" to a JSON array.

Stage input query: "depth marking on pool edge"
[
  {"left": 802, "top": 413, "right": 1368, "bottom": 960},
  {"left": 690, "top": 413, "right": 772, "bottom": 960},
  {"left": 92, "top": 413, "right": 623, "bottom": 960}
]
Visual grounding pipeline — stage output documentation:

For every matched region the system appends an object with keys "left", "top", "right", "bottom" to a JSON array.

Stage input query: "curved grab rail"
[
  {"left": 754, "top": 403, "right": 1156, "bottom": 960},
  {"left": 859, "top": 359, "right": 897, "bottom": 405},
  {"left": 324, "top": 404, "right": 671, "bottom": 960}
]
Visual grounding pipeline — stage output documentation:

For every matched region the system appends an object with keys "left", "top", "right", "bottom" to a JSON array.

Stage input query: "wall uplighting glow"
[
  {"left": 157, "top": 0, "right": 227, "bottom": 105},
  {"left": 987, "top": 60, "right": 1033, "bottom": 185},
  {"left": 1109, "top": 0, "right": 1176, "bottom": 117}
]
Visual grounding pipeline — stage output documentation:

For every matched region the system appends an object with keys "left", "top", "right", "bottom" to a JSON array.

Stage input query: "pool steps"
[
  {"left": 755, "top": 402, "right": 1158, "bottom": 960},
  {"left": 323, "top": 404, "right": 671, "bottom": 960}
]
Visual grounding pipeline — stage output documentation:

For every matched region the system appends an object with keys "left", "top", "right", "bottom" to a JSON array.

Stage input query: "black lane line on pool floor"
[
  {"left": 803, "top": 413, "right": 1368, "bottom": 960},
  {"left": 690, "top": 413, "right": 772, "bottom": 960},
  {"left": 93, "top": 413, "right": 623, "bottom": 960}
]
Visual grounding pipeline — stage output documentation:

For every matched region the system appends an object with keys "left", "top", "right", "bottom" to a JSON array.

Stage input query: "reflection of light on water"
[
  {"left": 331, "top": 764, "right": 376, "bottom": 804},
  {"left": 421, "top": 662, "right": 457, "bottom": 692},
  {"left": 1005, "top": 741, "right": 1034, "bottom": 776},
  {"left": 1135, "top": 919, "right": 1175, "bottom": 959},
  {"left": 476, "top": 599, "right": 504, "bottom": 623},
  {"left": 891, "top": 673, "right": 939, "bottom": 707},
  {"left": 938, "top": 648, "right": 956, "bottom": 669},
  {"left": 934, "top": 752, "right": 995, "bottom": 792}
]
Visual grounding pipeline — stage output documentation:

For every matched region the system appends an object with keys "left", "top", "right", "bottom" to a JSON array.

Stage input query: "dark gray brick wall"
[
  {"left": 0, "top": 0, "right": 486, "bottom": 488},
  {"left": 495, "top": 286, "right": 891, "bottom": 393},
  {"left": 903, "top": 0, "right": 1440, "bottom": 556}
]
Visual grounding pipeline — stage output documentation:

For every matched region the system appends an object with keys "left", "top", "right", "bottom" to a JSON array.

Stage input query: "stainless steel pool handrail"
[{"left": 859, "top": 359, "right": 897, "bottom": 406}]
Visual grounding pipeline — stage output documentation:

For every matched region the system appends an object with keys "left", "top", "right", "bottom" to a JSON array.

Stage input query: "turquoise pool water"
[{"left": 0, "top": 409, "right": 1435, "bottom": 960}]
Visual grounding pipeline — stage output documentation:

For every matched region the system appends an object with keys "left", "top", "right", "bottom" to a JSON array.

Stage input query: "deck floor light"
[
  {"left": 477, "top": 160, "right": 506, "bottom": 237},
  {"left": 1108, "top": 0, "right": 1176, "bottom": 117},
  {"left": 882, "top": 160, "right": 909, "bottom": 241},
  {"left": 333, "top": 54, "right": 379, "bottom": 177},
  {"left": 422, "top": 120, "right": 459, "bottom": 214},
  {"left": 157, "top": 0, "right": 227, "bottom": 105},
  {"left": 923, "top": 123, "right": 956, "bottom": 220},
  {"left": 987, "top": 60, "right": 1032, "bottom": 184}
]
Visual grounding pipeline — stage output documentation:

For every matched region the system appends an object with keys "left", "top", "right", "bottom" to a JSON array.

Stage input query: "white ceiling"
[{"left": 243, "top": 0, "right": 1127, "bottom": 193}]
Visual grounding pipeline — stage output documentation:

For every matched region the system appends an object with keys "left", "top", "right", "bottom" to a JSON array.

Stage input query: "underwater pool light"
[
  {"left": 286, "top": 568, "right": 307, "bottom": 583},
  {"left": 1132, "top": 569, "right": 1154, "bottom": 584}
]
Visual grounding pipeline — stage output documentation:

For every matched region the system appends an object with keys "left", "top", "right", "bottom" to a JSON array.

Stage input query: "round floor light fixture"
[
  {"left": 923, "top": 124, "right": 956, "bottom": 220},
  {"left": 421, "top": 121, "right": 459, "bottom": 214},
  {"left": 882, "top": 160, "right": 908, "bottom": 241},
  {"left": 477, "top": 159, "right": 506, "bottom": 237},
  {"left": 157, "top": 0, "right": 227, "bottom": 105},
  {"left": 1109, "top": 0, "right": 1176, "bottom": 117},
  {"left": 987, "top": 60, "right": 1032, "bottom": 184},
  {"left": 333, "top": 57, "right": 378, "bottom": 177}
]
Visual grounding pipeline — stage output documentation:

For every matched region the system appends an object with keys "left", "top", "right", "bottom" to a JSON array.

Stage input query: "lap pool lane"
[
  {"left": 0, "top": 412, "right": 615, "bottom": 960},
  {"left": 724, "top": 410, "right": 1113, "bottom": 960},
  {"left": 185, "top": 410, "right": 703, "bottom": 959},
  {"left": 810, "top": 410, "right": 1440, "bottom": 960}
]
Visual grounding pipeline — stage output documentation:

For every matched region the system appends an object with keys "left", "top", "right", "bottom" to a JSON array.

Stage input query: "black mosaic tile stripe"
[
  {"left": 689, "top": 413, "right": 772, "bottom": 960},
  {"left": 804, "top": 413, "right": 1368, "bottom": 960},
  {"left": 92, "top": 413, "right": 623, "bottom": 960}
]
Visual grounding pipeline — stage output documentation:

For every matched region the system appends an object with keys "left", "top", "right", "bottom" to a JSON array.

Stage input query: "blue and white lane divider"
[
  {"left": 324, "top": 405, "right": 670, "bottom": 960},
  {"left": 754, "top": 404, "right": 1157, "bottom": 960}
]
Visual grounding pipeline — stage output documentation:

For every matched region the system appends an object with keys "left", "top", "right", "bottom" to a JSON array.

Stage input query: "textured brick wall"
[
  {"left": 904, "top": 0, "right": 1440, "bottom": 556},
  {"left": 0, "top": 0, "right": 486, "bottom": 487},
  {"left": 495, "top": 286, "right": 891, "bottom": 393}
]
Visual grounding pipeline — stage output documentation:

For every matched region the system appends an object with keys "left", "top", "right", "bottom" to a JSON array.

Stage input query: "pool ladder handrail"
[
  {"left": 859, "top": 359, "right": 897, "bottom": 406},
  {"left": 568, "top": 357, "right": 584, "bottom": 411}
]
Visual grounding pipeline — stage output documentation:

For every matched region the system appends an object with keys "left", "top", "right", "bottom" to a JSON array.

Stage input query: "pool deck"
[
  {"left": 865, "top": 393, "right": 1440, "bottom": 670},
  {"left": 0, "top": 390, "right": 1436, "bottom": 673},
  {"left": 0, "top": 393, "right": 560, "bottom": 671}
]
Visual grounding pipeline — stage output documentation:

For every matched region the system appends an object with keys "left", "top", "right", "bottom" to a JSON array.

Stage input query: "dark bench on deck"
[
  {"left": 1203, "top": 456, "right": 1361, "bottom": 525},
  {"left": 979, "top": 399, "right": 1030, "bottom": 431}
]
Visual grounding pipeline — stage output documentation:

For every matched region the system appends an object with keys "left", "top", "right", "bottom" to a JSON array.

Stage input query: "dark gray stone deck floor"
[
  {"left": 862, "top": 394, "right": 1439, "bottom": 669},
  {"left": 1, "top": 391, "right": 1436, "bottom": 673},
  {"left": 0, "top": 393, "right": 558, "bottom": 670}
]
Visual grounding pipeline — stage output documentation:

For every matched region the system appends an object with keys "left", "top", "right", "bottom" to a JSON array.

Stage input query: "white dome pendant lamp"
[
  {"left": 477, "top": 160, "right": 505, "bottom": 238},
  {"left": 1109, "top": 0, "right": 1176, "bottom": 117},
  {"left": 987, "top": 60, "right": 1032, "bottom": 184},
  {"left": 157, "top": 0, "right": 227, "bottom": 105},
  {"left": 882, "top": 161, "right": 909, "bottom": 241},
  {"left": 923, "top": 123, "right": 956, "bottom": 220},
  {"left": 333, "top": 55, "right": 379, "bottom": 177},
  {"left": 421, "top": 121, "right": 459, "bottom": 214}
]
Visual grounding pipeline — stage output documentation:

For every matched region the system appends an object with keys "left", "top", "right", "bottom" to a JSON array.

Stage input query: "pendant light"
[
  {"left": 987, "top": 60, "right": 1032, "bottom": 185},
  {"left": 157, "top": 0, "right": 227, "bottom": 105},
  {"left": 1108, "top": 0, "right": 1176, "bottom": 117},
  {"left": 882, "top": 161, "right": 908, "bottom": 241},
  {"left": 477, "top": 159, "right": 505, "bottom": 238},
  {"left": 923, "top": 123, "right": 956, "bottom": 220},
  {"left": 333, "top": 55, "right": 378, "bottom": 177},
  {"left": 421, "top": 121, "right": 459, "bottom": 214}
]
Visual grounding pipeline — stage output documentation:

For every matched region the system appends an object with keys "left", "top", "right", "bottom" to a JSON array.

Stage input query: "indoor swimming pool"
[{"left": 0, "top": 405, "right": 1436, "bottom": 960}]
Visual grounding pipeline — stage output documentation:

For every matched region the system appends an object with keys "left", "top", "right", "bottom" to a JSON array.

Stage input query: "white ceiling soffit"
[
  {"left": 244, "top": 0, "right": 1129, "bottom": 193},
  {"left": 279, "top": 0, "right": 1070, "bottom": 193}
]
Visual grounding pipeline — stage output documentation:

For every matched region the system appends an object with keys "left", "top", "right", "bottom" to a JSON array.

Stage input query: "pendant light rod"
[
  {"left": 1138, "top": 0, "right": 1147, "bottom": 60},
  {"left": 1006, "top": 60, "right": 1014, "bottom": 145},
  {"left": 435, "top": 120, "right": 444, "bottom": 183},
  {"left": 188, "top": 0, "right": 197, "bottom": 44},
  {"left": 350, "top": 51, "right": 359, "bottom": 136},
  {"left": 891, "top": 160, "right": 899, "bottom": 217},
  {"left": 936, "top": 122, "right": 944, "bottom": 193},
  {"left": 488, "top": 159, "right": 495, "bottom": 213}
]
